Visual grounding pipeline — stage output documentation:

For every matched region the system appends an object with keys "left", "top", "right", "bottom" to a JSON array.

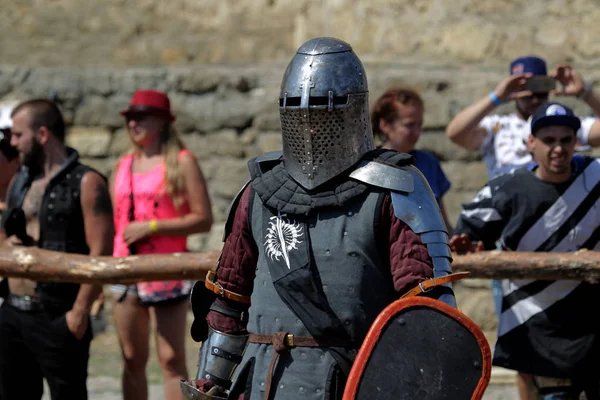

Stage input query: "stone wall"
[{"left": 3, "top": 0, "right": 600, "bottom": 67}]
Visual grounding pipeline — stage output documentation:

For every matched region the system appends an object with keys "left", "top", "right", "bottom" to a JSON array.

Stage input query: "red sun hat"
[{"left": 120, "top": 90, "right": 176, "bottom": 121}]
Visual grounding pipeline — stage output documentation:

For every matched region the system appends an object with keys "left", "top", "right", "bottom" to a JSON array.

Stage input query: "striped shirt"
[{"left": 455, "top": 155, "right": 600, "bottom": 377}]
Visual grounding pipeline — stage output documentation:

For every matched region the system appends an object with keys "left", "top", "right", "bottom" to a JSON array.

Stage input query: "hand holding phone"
[{"left": 523, "top": 76, "right": 556, "bottom": 94}]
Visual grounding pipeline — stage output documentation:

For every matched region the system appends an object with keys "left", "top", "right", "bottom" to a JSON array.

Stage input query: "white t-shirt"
[{"left": 478, "top": 113, "right": 596, "bottom": 178}]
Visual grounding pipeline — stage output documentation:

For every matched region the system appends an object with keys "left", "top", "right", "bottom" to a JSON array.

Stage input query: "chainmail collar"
[{"left": 249, "top": 149, "right": 413, "bottom": 216}]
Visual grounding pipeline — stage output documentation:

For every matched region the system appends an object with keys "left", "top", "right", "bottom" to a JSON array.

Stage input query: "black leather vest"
[{"left": 3, "top": 148, "right": 101, "bottom": 310}]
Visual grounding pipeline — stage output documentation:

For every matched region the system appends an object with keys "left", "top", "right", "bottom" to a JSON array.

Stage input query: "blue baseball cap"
[
  {"left": 510, "top": 56, "right": 547, "bottom": 76},
  {"left": 530, "top": 102, "right": 581, "bottom": 135}
]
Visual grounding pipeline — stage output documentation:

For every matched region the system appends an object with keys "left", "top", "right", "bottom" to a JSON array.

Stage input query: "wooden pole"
[
  {"left": 0, "top": 245, "right": 220, "bottom": 284},
  {"left": 451, "top": 249, "right": 600, "bottom": 283},
  {"left": 0, "top": 246, "right": 599, "bottom": 284}
]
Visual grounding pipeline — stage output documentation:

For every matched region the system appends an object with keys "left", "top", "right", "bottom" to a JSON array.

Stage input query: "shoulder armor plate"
[
  {"left": 390, "top": 165, "right": 445, "bottom": 234},
  {"left": 349, "top": 160, "right": 414, "bottom": 193}
]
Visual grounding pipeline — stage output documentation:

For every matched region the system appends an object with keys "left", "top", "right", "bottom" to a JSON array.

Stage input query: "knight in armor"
[{"left": 182, "top": 37, "right": 462, "bottom": 400}]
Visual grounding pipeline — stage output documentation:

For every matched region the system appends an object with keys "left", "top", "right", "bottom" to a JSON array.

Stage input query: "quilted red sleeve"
[
  {"left": 378, "top": 193, "right": 434, "bottom": 294},
  {"left": 207, "top": 184, "right": 258, "bottom": 333}
]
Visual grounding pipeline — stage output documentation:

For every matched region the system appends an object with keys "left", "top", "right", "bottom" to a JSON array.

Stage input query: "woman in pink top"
[{"left": 110, "top": 90, "right": 212, "bottom": 400}]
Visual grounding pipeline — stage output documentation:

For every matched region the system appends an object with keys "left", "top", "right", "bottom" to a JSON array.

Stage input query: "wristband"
[
  {"left": 148, "top": 220, "right": 159, "bottom": 235},
  {"left": 489, "top": 91, "right": 503, "bottom": 106}
]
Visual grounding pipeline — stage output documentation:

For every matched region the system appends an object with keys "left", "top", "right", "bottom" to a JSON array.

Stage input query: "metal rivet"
[
  {"left": 299, "top": 387, "right": 305, "bottom": 393},
  {"left": 418, "top": 205, "right": 422, "bottom": 209},
  {"left": 343, "top": 231, "right": 348, "bottom": 236},
  {"left": 397, "top": 318, "right": 406, "bottom": 326},
  {"left": 349, "top": 252, "right": 357, "bottom": 257},
  {"left": 275, "top": 317, "right": 280, "bottom": 323},
  {"left": 48, "top": 204, "right": 54, "bottom": 209},
  {"left": 261, "top": 382, "right": 265, "bottom": 386},
  {"left": 300, "top": 352, "right": 307, "bottom": 359},
  {"left": 279, "top": 384, "right": 284, "bottom": 389},
  {"left": 325, "top": 250, "right": 330, "bottom": 255},
  {"left": 344, "top": 320, "right": 350, "bottom": 326},
  {"left": 316, "top": 388, "right": 322, "bottom": 394},
  {"left": 473, "top": 361, "right": 481, "bottom": 369},
  {"left": 50, "top": 192, "right": 56, "bottom": 199},
  {"left": 348, "top": 211, "right": 353, "bottom": 216},
  {"left": 48, "top": 216, "right": 53, "bottom": 222},
  {"left": 66, "top": 174, "right": 71, "bottom": 179}
]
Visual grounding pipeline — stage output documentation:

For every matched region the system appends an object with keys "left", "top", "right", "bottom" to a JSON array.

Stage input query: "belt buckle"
[
  {"left": 284, "top": 333, "right": 295, "bottom": 348},
  {"left": 419, "top": 280, "right": 433, "bottom": 293},
  {"left": 272, "top": 333, "right": 295, "bottom": 348}
]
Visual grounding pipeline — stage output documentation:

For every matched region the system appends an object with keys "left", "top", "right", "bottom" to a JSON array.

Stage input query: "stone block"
[
  {"left": 206, "top": 129, "right": 246, "bottom": 158},
  {"left": 204, "top": 224, "right": 226, "bottom": 252},
  {"left": 211, "top": 158, "right": 251, "bottom": 199},
  {"left": 441, "top": 161, "right": 488, "bottom": 191},
  {"left": 21, "top": 68, "right": 83, "bottom": 102},
  {"left": 79, "top": 157, "right": 118, "bottom": 178},
  {"left": 177, "top": 68, "right": 222, "bottom": 94},
  {"left": 66, "top": 127, "right": 112, "bottom": 157},
  {"left": 187, "top": 233, "right": 208, "bottom": 253},
  {"left": 108, "top": 128, "right": 132, "bottom": 157},
  {"left": 73, "top": 95, "right": 130, "bottom": 129},
  {"left": 444, "top": 189, "right": 481, "bottom": 228},
  {"left": 0, "top": 66, "right": 30, "bottom": 97},
  {"left": 170, "top": 93, "right": 219, "bottom": 133},
  {"left": 416, "top": 131, "right": 481, "bottom": 162}
]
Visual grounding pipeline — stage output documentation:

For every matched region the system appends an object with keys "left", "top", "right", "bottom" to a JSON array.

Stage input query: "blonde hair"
[{"left": 124, "top": 122, "right": 188, "bottom": 209}]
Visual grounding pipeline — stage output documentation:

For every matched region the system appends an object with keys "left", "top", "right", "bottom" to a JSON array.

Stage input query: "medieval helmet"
[{"left": 279, "top": 37, "right": 374, "bottom": 190}]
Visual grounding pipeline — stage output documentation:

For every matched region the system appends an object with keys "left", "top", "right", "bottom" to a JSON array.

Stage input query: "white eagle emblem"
[{"left": 264, "top": 213, "right": 304, "bottom": 269}]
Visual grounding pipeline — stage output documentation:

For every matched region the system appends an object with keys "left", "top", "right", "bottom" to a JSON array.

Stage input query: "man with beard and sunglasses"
[
  {"left": 450, "top": 102, "right": 600, "bottom": 400},
  {"left": 0, "top": 99, "right": 114, "bottom": 400}
]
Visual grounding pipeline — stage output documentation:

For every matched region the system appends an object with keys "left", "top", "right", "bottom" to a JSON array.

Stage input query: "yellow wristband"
[{"left": 148, "top": 220, "right": 159, "bottom": 235}]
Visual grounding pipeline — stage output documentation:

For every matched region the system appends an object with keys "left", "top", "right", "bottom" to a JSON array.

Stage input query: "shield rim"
[{"left": 342, "top": 296, "right": 492, "bottom": 400}]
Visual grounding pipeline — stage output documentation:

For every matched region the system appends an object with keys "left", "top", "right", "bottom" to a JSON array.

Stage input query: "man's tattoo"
[{"left": 93, "top": 184, "right": 113, "bottom": 217}]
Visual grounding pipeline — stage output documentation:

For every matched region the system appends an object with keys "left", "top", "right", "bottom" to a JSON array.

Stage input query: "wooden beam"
[
  {"left": 451, "top": 249, "right": 600, "bottom": 283},
  {"left": 0, "top": 245, "right": 220, "bottom": 284},
  {"left": 0, "top": 246, "right": 599, "bottom": 284}
]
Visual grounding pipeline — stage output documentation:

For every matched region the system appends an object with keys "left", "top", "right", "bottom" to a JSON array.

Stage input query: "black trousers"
[{"left": 0, "top": 303, "right": 92, "bottom": 400}]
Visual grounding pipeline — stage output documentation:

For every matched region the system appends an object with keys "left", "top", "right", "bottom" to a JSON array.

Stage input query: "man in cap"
[
  {"left": 180, "top": 37, "right": 469, "bottom": 400},
  {"left": 451, "top": 102, "right": 600, "bottom": 400},
  {"left": 0, "top": 99, "right": 114, "bottom": 399},
  {"left": 446, "top": 56, "right": 600, "bottom": 179}
]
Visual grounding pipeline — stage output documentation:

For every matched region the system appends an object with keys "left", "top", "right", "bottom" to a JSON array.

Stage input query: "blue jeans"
[{"left": 492, "top": 279, "right": 503, "bottom": 316}]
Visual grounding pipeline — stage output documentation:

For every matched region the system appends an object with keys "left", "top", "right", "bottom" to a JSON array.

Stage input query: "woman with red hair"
[{"left": 372, "top": 88, "right": 453, "bottom": 232}]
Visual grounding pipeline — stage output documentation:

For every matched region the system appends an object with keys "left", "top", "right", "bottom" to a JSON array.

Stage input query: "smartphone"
[{"left": 523, "top": 76, "right": 556, "bottom": 94}]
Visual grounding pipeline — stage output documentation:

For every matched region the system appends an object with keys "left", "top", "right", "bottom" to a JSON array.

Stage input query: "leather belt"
[
  {"left": 205, "top": 270, "right": 251, "bottom": 304},
  {"left": 249, "top": 332, "right": 354, "bottom": 400},
  {"left": 401, "top": 272, "right": 471, "bottom": 299},
  {"left": 6, "top": 294, "right": 44, "bottom": 312}
]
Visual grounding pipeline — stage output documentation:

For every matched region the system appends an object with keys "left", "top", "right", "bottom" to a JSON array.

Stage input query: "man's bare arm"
[{"left": 70, "top": 172, "right": 114, "bottom": 316}]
